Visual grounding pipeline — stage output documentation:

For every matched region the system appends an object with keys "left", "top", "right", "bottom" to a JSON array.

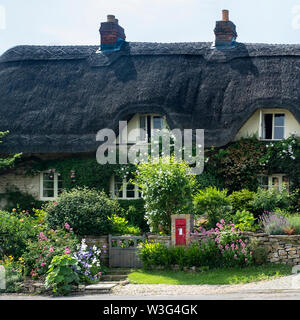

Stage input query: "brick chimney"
[
  {"left": 100, "top": 15, "right": 126, "bottom": 51},
  {"left": 214, "top": 10, "right": 237, "bottom": 48}
]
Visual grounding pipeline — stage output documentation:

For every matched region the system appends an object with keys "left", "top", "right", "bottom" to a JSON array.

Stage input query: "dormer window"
[
  {"left": 139, "top": 114, "right": 164, "bottom": 142},
  {"left": 261, "top": 112, "right": 285, "bottom": 140}
]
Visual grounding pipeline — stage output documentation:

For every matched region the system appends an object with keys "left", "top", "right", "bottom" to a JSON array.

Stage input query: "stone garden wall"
[
  {"left": 241, "top": 232, "right": 300, "bottom": 265},
  {"left": 84, "top": 233, "right": 300, "bottom": 266}
]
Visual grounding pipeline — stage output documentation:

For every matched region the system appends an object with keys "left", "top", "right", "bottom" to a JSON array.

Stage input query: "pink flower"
[
  {"left": 234, "top": 254, "right": 237, "bottom": 259},
  {"left": 53, "top": 201, "right": 58, "bottom": 205},
  {"left": 38, "top": 232, "right": 48, "bottom": 242},
  {"left": 64, "top": 223, "right": 71, "bottom": 231},
  {"left": 49, "top": 246, "right": 54, "bottom": 252},
  {"left": 64, "top": 247, "right": 71, "bottom": 255},
  {"left": 245, "top": 258, "right": 248, "bottom": 262},
  {"left": 220, "top": 219, "right": 225, "bottom": 224},
  {"left": 41, "top": 262, "right": 46, "bottom": 267}
]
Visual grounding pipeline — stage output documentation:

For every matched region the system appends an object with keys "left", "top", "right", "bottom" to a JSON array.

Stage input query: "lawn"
[{"left": 128, "top": 264, "right": 292, "bottom": 285}]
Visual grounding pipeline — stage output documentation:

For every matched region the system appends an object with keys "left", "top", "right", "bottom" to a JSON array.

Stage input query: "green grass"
[{"left": 128, "top": 264, "right": 292, "bottom": 285}]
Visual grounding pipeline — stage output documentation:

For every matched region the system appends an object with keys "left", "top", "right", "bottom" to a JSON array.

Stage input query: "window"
[
  {"left": 111, "top": 175, "right": 141, "bottom": 199},
  {"left": 258, "top": 174, "right": 289, "bottom": 191},
  {"left": 138, "top": 114, "right": 164, "bottom": 142},
  {"left": 261, "top": 112, "right": 285, "bottom": 140},
  {"left": 40, "top": 172, "right": 62, "bottom": 200}
]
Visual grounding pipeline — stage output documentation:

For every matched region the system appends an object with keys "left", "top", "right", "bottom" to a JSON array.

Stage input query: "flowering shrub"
[
  {"left": 0, "top": 209, "right": 46, "bottom": 259},
  {"left": 196, "top": 220, "right": 253, "bottom": 268},
  {"left": 23, "top": 223, "right": 79, "bottom": 278},
  {"left": 73, "top": 239, "right": 102, "bottom": 284},
  {"left": 259, "top": 211, "right": 290, "bottom": 235},
  {"left": 0, "top": 256, "right": 24, "bottom": 293}
]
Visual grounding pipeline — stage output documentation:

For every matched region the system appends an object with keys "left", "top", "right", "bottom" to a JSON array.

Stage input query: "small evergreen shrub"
[
  {"left": 228, "top": 189, "right": 255, "bottom": 213},
  {"left": 45, "top": 187, "right": 119, "bottom": 236}
]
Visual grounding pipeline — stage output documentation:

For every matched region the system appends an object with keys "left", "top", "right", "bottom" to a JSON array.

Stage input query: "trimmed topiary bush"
[{"left": 45, "top": 187, "right": 119, "bottom": 236}]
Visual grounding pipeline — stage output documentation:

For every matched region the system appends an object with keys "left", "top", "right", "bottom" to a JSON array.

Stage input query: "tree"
[{"left": 134, "top": 156, "right": 196, "bottom": 235}]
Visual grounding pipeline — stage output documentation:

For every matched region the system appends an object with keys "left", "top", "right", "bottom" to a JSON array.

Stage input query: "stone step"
[
  {"left": 84, "top": 283, "right": 117, "bottom": 294},
  {"left": 107, "top": 269, "right": 132, "bottom": 275},
  {"left": 101, "top": 274, "right": 128, "bottom": 281}
]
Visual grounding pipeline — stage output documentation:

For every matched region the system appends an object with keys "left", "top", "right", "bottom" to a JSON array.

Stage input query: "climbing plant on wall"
[{"left": 205, "top": 138, "right": 267, "bottom": 192}]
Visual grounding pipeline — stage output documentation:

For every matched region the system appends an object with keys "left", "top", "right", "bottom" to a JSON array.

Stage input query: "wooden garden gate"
[{"left": 109, "top": 235, "right": 144, "bottom": 268}]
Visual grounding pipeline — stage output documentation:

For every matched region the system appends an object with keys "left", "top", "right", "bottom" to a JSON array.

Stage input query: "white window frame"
[
  {"left": 138, "top": 114, "right": 165, "bottom": 142},
  {"left": 110, "top": 175, "right": 141, "bottom": 200},
  {"left": 39, "top": 172, "right": 62, "bottom": 201},
  {"left": 259, "top": 110, "right": 285, "bottom": 140},
  {"left": 258, "top": 174, "right": 289, "bottom": 192}
]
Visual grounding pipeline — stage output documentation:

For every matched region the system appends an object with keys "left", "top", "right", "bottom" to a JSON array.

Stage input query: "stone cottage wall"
[{"left": 0, "top": 170, "right": 40, "bottom": 209}]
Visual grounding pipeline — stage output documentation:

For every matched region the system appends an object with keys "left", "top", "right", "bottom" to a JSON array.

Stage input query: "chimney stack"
[
  {"left": 99, "top": 15, "right": 126, "bottom": 52},
  {"left": 214, "top": 10, "right": 237, "bottom": 48}
]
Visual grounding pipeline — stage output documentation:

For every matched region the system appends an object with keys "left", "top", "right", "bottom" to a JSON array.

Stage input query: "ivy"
[
  {"left": 205, "top": 138, "right": 267, "bottom": 192},
  {"left": 26, "top": 155, "right": 137, "bottom": 194},
  {"left": 260, "top": 135, "right": 300, "bottom": 190}
]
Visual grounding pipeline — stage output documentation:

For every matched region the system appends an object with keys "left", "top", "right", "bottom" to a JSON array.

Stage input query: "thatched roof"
[{"left": 0, "top": 41, "right": 300, "bottom": 153}]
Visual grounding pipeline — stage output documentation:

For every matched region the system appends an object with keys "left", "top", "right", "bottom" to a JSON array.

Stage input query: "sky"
[{"left": 0, "top": 0, "right": 300, "bottom": 55}]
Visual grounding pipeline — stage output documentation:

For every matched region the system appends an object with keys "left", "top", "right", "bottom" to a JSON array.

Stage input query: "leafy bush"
[
  {"left": 46, "top": 187, "right": 119, "bottom": 236},
  {"left": 0, "top": 210, "right": 46, "bottom": 259},
  {"left": 118, "top": 199, "right": 149, "bottom": 233},
  {"left": 233, "top": 210, "right": 258, "bottom": 232},
  {"left": 135, "top": 157, "right": 196, "bottom": 235},
  {"left": 259, "top": 211, "right": 290, "bottom": 235},
  {"left": 251, "top": 187, "right": 291, "bottom": 217},
  {"left": 23, "top": 224, "right": 79, "bottom": 278},
  {"left": 193, "top": 187, "right": 232, "bottom": 228},
  {"left": 45, "top": 255, "right": 80, "bottom": 296},
  {"left": 228, "top": 189, "right": 255, "bottom": 213},
  {"left": 108, "top": 214, "right": 141, "bottom": 236},
  {"left": 138, "top": 241, "right": 171, "bottom": 269}
]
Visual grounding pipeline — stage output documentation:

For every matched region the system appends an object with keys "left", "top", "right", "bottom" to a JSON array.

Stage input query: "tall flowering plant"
[
  {"left": 259, "top": 211, "right": 290, "bottom": 235},
  {"left": 72, "top": 239, "right": 102, "bottom": 284},
  {"left": 192, "top": 220, "right": 253, "bottom": 268}
]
